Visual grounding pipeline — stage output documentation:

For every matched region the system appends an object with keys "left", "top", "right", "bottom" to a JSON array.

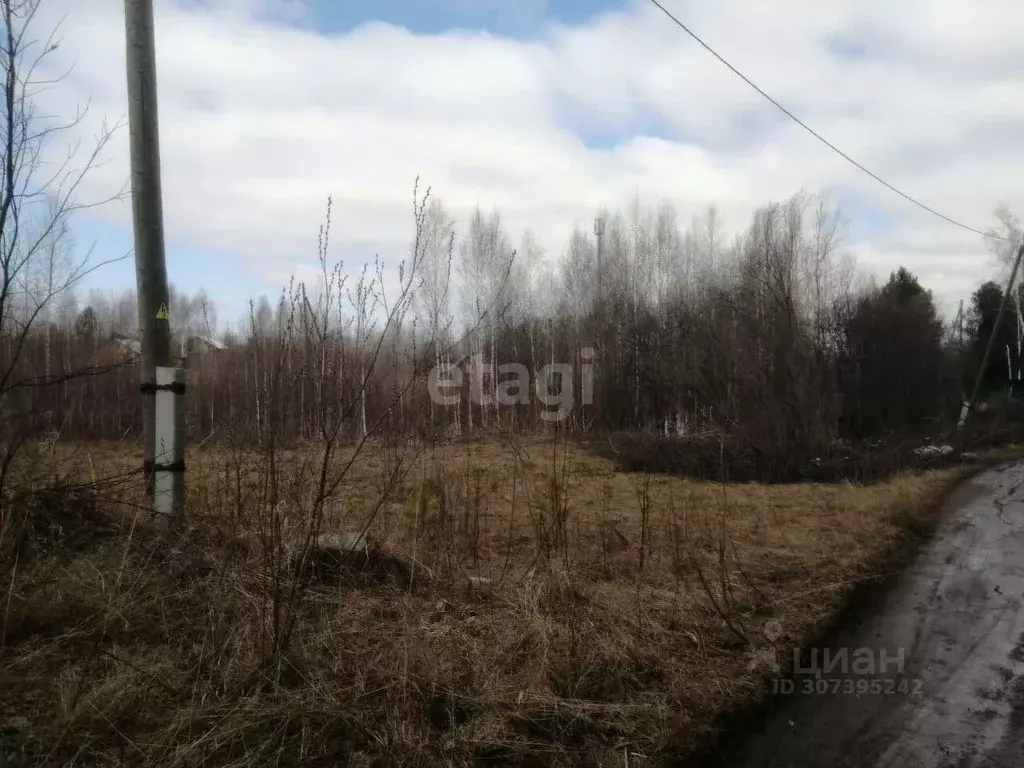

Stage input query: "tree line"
[{"left": 4, "top": 188, "right": 1020, "bottom": 457}]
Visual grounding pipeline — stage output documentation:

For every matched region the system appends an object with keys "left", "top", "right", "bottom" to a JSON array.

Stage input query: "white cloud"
[{"left": 31, "top": 0, "right": 1024, "bottom": 318}]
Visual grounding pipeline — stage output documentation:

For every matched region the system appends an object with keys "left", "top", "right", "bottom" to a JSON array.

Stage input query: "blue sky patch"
[
  {"left": 825, "top": 32, "right": 867, "bottom": 60},
  {"left": 305, "top": 0, "right": 627, "bottom": 38},
  {"left": 833, "top": 194, "right": 896, "bottom": 240},
  {"left": 559, "top": 103, "right": 684, "bottom": 150},
  {"left": 75, "top": 219, "right": 265, "bottom": 328}
]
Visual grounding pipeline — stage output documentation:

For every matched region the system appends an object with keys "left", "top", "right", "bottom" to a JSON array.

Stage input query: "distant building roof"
[
  {"left": 112, "top": 336, "right": 141, "bottom": 355},
  {"left": 188, "top": 334, "right": 226, "bottom": 351}
]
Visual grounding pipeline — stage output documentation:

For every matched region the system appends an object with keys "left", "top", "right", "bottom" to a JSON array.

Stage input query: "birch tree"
[
  {"left": 0, "top": 0, "right": 119, "bottom": 536},
  {"left": 415, "top": 197, "right": 454, "bottom": 429},
  {"left": 458, "top": 207, "right": 514, "bottom": 429}
]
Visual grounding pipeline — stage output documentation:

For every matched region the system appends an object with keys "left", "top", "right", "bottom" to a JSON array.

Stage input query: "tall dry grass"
[{"left": 0, "top": 433, "right": 964, "bottom": 767}]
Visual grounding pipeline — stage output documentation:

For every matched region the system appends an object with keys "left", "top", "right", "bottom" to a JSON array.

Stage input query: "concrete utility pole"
[
  {"left": 594, "top": 215, "right": 605, "bottom": 305},
  {"left": 958, "top": 241, "right": 1024, "bottom": 431},
  {"left": 124, "top": 0, "right": 185, "bottom": 520}
]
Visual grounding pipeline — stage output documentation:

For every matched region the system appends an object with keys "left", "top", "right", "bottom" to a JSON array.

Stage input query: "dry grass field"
[{"left": 1, "top": 434, "right": 966, "bottom": 766}]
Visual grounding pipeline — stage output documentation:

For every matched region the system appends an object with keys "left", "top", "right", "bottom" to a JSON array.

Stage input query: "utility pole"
[
  {"left": 124, "top": 0, "right": 185, "bottom": 521},
  {"left": 594, "top": 215, "right": 605, "bottom": 306},
  {"left": 958, "top": 241, "right": 1024, "bottom": 431}
]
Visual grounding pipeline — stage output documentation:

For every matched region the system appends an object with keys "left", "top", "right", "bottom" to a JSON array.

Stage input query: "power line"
[{"left": 647, "top": 0, "right": 1012, "bottom": 243}]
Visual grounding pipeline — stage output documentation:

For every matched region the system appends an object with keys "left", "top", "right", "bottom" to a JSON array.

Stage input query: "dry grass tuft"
[{"left": 0, "top": 436, "right": 965, "bottom": 766}]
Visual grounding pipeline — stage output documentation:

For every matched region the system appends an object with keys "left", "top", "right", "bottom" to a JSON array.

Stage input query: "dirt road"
[{"left": 714, "top": 462, "right": 1024, "bottom": 767}]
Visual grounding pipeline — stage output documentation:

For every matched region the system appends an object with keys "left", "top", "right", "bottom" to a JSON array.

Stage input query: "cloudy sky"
[{"left": 35, "top": 0, "right": 1024, "bottom": 323}]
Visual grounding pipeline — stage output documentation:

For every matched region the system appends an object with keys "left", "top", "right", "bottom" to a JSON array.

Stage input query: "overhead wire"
[{"left": 646, "top": 0, "right": 1012, "bottom": 243}]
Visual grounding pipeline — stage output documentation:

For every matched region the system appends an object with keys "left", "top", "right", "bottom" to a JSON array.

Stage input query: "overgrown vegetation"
[
  {"left": 15, "top": 187, "right": 1024, "bottom": 477},
  {"left": 2, "top": 1, "right": 1024, "bottom": 766},
  {"left": 2, "top": 438, "right": 965, "bottom": 766}
]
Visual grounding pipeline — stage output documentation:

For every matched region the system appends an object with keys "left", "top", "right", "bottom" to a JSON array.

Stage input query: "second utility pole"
[
  {"left": 124, "top": 0, "right": 185, "bottom": 521},
  {"left": 958, "top": 241, "right": 1024, "bottom": 431}
]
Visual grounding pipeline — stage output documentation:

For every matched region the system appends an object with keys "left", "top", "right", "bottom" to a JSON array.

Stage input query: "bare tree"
[
  {"left": 561, "top": 224, "right": 595, "bottom": 323},
  {"left": 989, "top": 205, "right": 1022, "bottom": 268},
  {"left": 348, "top": 263, "right": 379, "bottom": 439},
  {"left": 458, "top": 207, "right": 514, "bottom": 429},
  {"left": 414, "top": 197, "right": 453, "bottom": 429},
  {"left": 416, "top": 197, "right": 454, "bottom": 346},
  {"left": 0, "top": 0, "right": 119, "bottom": 528}
]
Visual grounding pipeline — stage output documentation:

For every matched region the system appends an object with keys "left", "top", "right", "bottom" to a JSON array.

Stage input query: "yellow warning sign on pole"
[{"left": 155, "top": 303, "right": 169, "bottom": 321}]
